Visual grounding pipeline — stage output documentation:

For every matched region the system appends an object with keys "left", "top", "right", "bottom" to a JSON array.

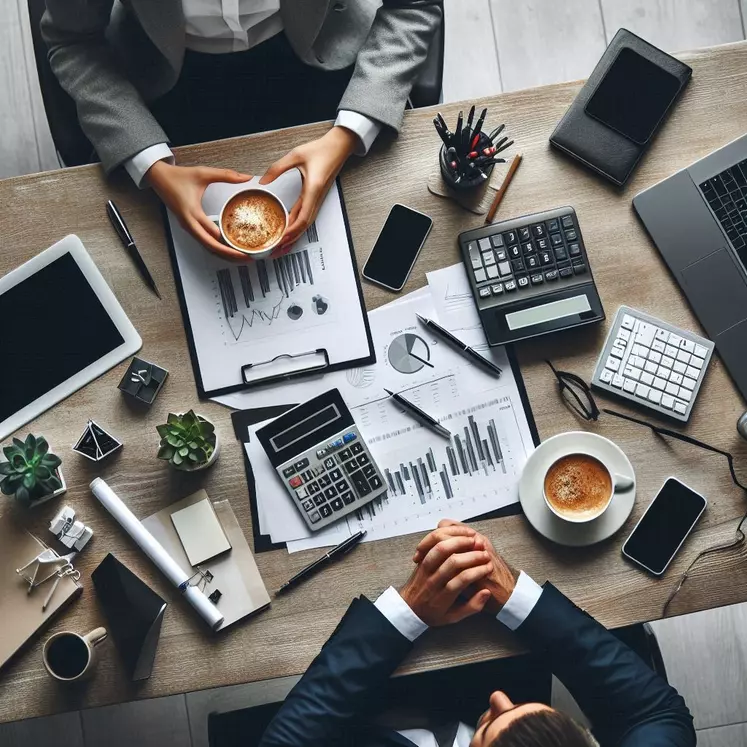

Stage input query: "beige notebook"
[
  {"left": 142, "top": 491, "right": 270, "bottom": 631},
  {"left": 0, "top": 521, "right": 82, "bottom": 669},
  {"left": 170, "top": 498, "right": 231, "bottom": 566}
]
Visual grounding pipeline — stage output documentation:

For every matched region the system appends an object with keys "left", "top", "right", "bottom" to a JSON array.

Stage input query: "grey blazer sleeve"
[
  {"left": 41, "top": 0, "right": 169, "bottom": 173},
  {"left": 338, "top": 1, "right": 443, "bottom": 132}
]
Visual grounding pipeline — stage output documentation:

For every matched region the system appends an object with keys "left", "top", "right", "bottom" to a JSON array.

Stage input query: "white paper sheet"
[{"left": 168, "top": 173, "right": 372, "bottom": 395}]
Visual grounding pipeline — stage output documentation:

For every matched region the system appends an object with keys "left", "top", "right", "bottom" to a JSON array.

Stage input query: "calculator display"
[{"left": 271, "top": 404, "right": 341, "bottom": 452}]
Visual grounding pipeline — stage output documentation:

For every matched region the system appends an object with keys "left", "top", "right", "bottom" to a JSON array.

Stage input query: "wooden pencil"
[{"left": 485, "top": 153, "right": 523, "bottom": 224}]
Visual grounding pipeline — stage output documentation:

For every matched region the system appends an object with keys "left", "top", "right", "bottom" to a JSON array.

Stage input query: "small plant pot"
[
  {"left": 26, "top": 468, "right": 67, "bottom": 508},
  {"left": 170, "top": 413, "right": 220, "bottom": 473}
]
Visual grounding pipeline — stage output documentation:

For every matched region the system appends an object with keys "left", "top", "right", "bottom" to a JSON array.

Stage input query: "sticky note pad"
[{"left": 170, "top": 499, "right": 231, "bottom": 566}]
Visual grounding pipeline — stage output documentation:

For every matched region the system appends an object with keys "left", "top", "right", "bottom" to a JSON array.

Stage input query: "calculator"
[
  {"left": 256, "top": 389, "right": 387, "bottom": 531},
  {"left": 457, "top": 207, "right": 605, "bottom": 346},
  {"left": 591, "top": 306, "right": 714, "bottom": 422}
]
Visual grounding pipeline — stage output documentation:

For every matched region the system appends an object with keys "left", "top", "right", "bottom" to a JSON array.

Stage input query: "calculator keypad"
[{"left": 277, "top": 428, "right": 387, "bottom": 529}]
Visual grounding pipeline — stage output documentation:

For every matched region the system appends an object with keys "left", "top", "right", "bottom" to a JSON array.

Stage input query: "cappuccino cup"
[
  {"left": 208, "top": 188, "right": 288, "bottom": 258},
  {"left": 43, "top": 627, "right": 107, "bottom": 682},
  {"left": 543, "top": 452, "right": 634, "bottom": 524}
]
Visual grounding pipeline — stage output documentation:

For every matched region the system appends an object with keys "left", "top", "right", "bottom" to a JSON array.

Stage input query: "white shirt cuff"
[
  {"left": 123, "top": 143, "right": 175, "bottom": 188},
  {"left": 374, "top": 586, "right": 428, "bottom": 642},
  {"left": 335, "top": 110, "right": 382, "bottom": 156},
  {"left": 496, "top": 571, "right": 543, "bottom": 631}
]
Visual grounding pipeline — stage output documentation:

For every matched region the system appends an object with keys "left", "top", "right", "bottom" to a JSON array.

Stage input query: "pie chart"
[{"left": 387, "top": 333, "right": 432, "bottom": 374}]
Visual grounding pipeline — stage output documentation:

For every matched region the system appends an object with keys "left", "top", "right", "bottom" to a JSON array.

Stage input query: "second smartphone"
[
  {"left": 362, "top": 204, "right": 433, "bottom": 292},
  {"left": 622, "top": 477, "right": 706, "bottom": 576}
]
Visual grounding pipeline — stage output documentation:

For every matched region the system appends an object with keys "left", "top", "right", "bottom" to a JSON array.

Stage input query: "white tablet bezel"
[{"left": 0, "top": 235, "right": 142, "bottom": 441}]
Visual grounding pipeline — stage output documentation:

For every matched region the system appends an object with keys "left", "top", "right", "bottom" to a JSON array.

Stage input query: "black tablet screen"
[
  {"left": 585, "top": 47, "right": 682, "bottom": 145},
  {"left": 0, "top": 252, "right": 124, "bottom": 422}
]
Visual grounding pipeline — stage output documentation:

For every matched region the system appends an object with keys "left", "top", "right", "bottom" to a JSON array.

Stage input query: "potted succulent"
[
  {"left": 156, "top": 410, "right": 220, "bottom": 472},
  {"left": 0, "top": 435, "right": 66, "bottom": 507}
]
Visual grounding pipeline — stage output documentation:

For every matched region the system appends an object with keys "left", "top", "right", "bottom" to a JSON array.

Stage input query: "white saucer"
[{"left": 519, "top": 431, "right": 636, "bottom": 547}]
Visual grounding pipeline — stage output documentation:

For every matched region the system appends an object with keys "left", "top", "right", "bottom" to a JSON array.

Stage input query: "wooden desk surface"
[{"left": 2, "top": 41, "right": 747, "bottom": 724}]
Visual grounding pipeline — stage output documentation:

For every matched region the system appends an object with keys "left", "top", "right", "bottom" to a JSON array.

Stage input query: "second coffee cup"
[
  {"left": 208, "top": 188, "right": 288, "bottom": 258},
  {"left": 543, "top": 452, "right": 634, "bottom": 524}
]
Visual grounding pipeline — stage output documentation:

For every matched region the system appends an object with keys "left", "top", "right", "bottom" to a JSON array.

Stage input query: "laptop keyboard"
[{"left": 699, "top": 160, "right": 747, "bottom": 267}]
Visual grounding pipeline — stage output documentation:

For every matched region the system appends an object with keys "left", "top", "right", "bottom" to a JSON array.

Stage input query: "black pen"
[
  {"left": 473, "top": 107, "right": 488, "bottom": 139},
  {"left": 488, "top": 124, "right": 506, "bottom": 143},
  {"left": 416, "top": 314, "right": 502, "bottom": 377},
  {"left": 454, "top": 111, "right": 463, "bottom": 154},
  {"left": 276, "top": 531, "right": 367, "bottom": 595},
  {"left": 106, "top": 200, "right": 161, "bottom": 299},
  {"left": 433, "top": 118, "right": 452, "bottom": 149},
  {"left": 384, "top": 388, "right": 451, "bottom": 438},
  {"left": 495, "top": 139, "right": 515, "bottom": 155}
]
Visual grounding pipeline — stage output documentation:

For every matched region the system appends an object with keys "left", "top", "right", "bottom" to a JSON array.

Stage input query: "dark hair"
[{"left": 490, "top": 709, "right": 597, "bottom": 747}]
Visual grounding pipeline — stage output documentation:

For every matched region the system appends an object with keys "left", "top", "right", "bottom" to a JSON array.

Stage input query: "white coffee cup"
[
  {"left": 42, "top": 627, "right": 108, "bottom": 682},
  {"left": 207, "top": 187, "right": 288, "bottom": 259},
  {"left": 542, "top": 451, "right": 634, "bottom": 524}
]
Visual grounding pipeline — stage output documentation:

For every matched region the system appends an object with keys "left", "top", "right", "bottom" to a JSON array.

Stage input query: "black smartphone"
[
  {"left": 622, "top": 477, "right": 707, "bottom": 576},
  {"left": 362, "top": 204, "right": 433, "bottom": 292},
  {"left": 585, "top": 47, "right": 684, "bottom": 145}
]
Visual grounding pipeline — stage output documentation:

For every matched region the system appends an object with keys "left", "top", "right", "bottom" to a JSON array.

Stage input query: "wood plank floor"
[{"left": 1, "top": 0, "right": 747, "bottom": 744}]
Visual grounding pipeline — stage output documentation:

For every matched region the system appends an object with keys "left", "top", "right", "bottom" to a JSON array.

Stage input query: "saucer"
[{"left": 519, "top": 431, "right": 636, "bottom": 547}]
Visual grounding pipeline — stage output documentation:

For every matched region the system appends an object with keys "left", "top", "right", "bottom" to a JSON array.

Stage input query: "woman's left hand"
[{"left": 260, "top": 126, "right": 358, "bottom": 252}]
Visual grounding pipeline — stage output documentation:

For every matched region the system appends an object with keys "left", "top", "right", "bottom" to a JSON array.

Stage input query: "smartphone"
[
  {"left": 622, "top": 477, "right": 707, "bottom": 576},
  {"left": 362, "top": 204, "right": 433, "bottom": 292}
]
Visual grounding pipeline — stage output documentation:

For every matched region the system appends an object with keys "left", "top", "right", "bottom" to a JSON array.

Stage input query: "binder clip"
[
  {"left": 50, "top": 506, "right": 93, "bottom": 552},
  {"left": 73, "top": 420, "right": 122, "bottom": 462},
  {"left": 16, "top": 544, "right": 81, "bottom": 611},
  {"left": 118, "top": 357, "right": 168, "bottom": 405}
]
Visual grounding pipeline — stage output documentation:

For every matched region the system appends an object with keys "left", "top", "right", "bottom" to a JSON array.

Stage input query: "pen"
[
  {"left": 495, "top": 139, "right": 515, "bottom": 155},
  {"left": 433, "top": 118, "right": 452, "bottom": 149},
  {"left": 384, "top": 388, "right": 451, "bottom": 439},
  {"left": 488, "top": 124, "right": 505, "bottom": 143},
  {"left": 416, "top": 313, "right": 502, "bottom": 377},
  {"left": 466, "top": 105, "right": 475, "bottom": 133},
  {"left": 106, "top": 200, "right": 162, "bottom": 300},
  {"left": 276, "top": 531, "right": 367, "bottom": 594},
  {"left": 473, "top": 107, "right": 488, "bottom": 139},
  {"left": 454, "top": 111, "right": 463, "bottom": 154}
]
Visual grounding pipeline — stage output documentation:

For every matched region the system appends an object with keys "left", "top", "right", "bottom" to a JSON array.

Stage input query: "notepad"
[{"left": 170, "top": 499, "right": 231, "bottom": 566}]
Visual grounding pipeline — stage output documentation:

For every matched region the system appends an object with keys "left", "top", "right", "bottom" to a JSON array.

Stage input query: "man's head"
[{"left": 470, "top": 691, "right": 598, "bottom": 747}]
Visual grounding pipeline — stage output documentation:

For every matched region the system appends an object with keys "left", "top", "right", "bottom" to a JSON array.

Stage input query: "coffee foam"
[
  {"left": 544, "top": 454, "right": 612, "bottom": 518},
  {"left": 222, "top": 192, "right": 285, "bottom": 252}
]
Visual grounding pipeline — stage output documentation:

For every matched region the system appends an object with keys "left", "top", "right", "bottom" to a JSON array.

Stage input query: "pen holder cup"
[{"left": 439, "top": 132, "right": 495, "bottom": 192}]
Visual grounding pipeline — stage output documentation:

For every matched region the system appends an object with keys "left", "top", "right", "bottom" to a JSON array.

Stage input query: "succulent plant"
[
  {"left": 156, "top": 410, "right": 216, "bottom": 470},
  {"left": 0, "top": 435, "right": 63, "bottom": 505}
]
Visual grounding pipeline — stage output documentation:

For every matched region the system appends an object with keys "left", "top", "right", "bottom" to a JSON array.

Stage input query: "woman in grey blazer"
[{"left": 42, "top": 0, "right": 441, "bottom": 259}]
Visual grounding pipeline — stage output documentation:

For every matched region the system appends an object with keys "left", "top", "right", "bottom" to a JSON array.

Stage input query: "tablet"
[{"left": 0, "top": 235, "right": 141, "bottom": 440}]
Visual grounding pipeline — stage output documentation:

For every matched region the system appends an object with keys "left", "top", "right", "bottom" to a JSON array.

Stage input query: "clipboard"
[
  {"left": 232, "top": 345, "right": 541, "bottom": 553},
  {"left": 163, "top": 177, "right": 375, "bottom": 399}
]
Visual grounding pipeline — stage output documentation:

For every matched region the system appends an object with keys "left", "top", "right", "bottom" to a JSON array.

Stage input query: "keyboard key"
[
  {"left": 635, "top": 383, "right": 651, "bottom": 399},
  {"left": 600, "top": 369, "right": 613, "bottom": 383},
  {"left": 623, "top": 379, "right": 636, "bottom": 393},
  {"left": 334, "top": 480, "right": 348, "bottom": 493},
  {"left": 536, "top": 237, "right": 549, "bottom": 251},
  {"left": 652, "top": 340, "right": 666, "bottom": 354},
  {"left": 674, "top": 401, "right": 688, "bottom": 415},
  {"left": 669, "top": 372, "right": 683, "bottom": 385},
  {"left": 635, "top": 322, "right": 656, "bottom": 346},
  {"left": 351, "top": 470, "right": 372, "bottom": 496},
  {"left": 302, "top": 499, "right": 314, "bottom": 511},
  {"left": 362, "top": 464, "right": 376, "bottom": 479},
  {"left": 512, "top": 258, "right": 525, "bottom": 272},
  {"left": 690, "top": 355, "right": 704, "bottom": 370},
  {"left": 632, "top": 344, "right": 648, "bottom": 358},
  {"left": 478, "top": 237, "right": 492, "bottom": 251},
  {"left": 496, "top": 249, "right": 508, "bottom": 261},
  {"left": 517, "top": 276, "right": 530, "bottom": 288},
  {"left": 572, "top": 263, "right": 587, "bottom": 275},
  {"left": 324, "top": 486, "right": 337, "bottom": 500},
  {"left": 665, "top": 381, "right": 680, "bottom": 396},
  {"left": 522, "top": 241, "right": 535, "bottom": 255},
  {"left": 296, "top": 485, "right": 309, "bottom": 499},
  {"left": 530, "top": 273, "right": 544, "bottom": 285},
  {"left": 330, "top": 497, "right": 344, "bottom": 512},
  {"left": 320, "top": 504, "right": 333, "bottom": 518},
  {"left": 653, "top": 376, "right": 667, "bottom": 390},
  {"left": 682, "top": 376, "right": 697, "bottom": 390},
  {"left": 539, "top": 251, "right": 553, "bottom": 265},
  {"left": 474, "top": 268, "right": 487, "bottom": 283},
  {"left": 612, "top": 374, "right": 625, "bottom": 388},
  {"left": 685, "top": 365, "right": 700, "bottom": 379},
  {"left": 606, "top": 356, "right": 621, "bottom": 372},
  {"left": 313, "top": 493, "right": 326, "bottom": 506},
  {"left": 661, "top": 355, "right": 675, "bottom": 368},
  {"left": 629, "top": 355, "right": 646, "bottom": 369},
  {"left": 648, "top": 388, "right": 662, "bottom": 404},
  {"left": 568, "top": 243, "right": 581, "bottom": 257},
  {"left": 289, "top": 475, "right": 303, "bottom": 489},
  {"left": 640, "top": 372, "right": 654, "bottom": 386},
  {"left": 532, "top": 223, "right": 546, "bottom": 238},
  {"left": 693, "top": 343, "right": 708, "bottom": 358},
  {"left": 665, "top": 344, "right": 678, "bottom": 358},
  {"left": 673, "top": 360, "right": 687, "bottom": 374},
  {"left": 504, "top": 279, "right": 517, "bottom": 292},
  {"left": 644, "top": 360, "right": 658, "bottom": 374},
  {"left": 508, "top": 244, "right": 522, "bottom": 259},
  {"left": 679, "top": 387, "right": 693, "bottom": 402},
  {"left": 655, "top": 328, "right": 669, "bottom": 342},
  {"left": 282, "top": 465, "right": 296, "bottom": 478},
  {"left": 554, "top": 246, "right": 568, "bottom": 261},
  {"left": 618, "top": 328, "right": 631, "bottom": 342},
  {"left": 294, "top": 458, "right": 310, "bottom": 470},
  {"left": 469, "top": 246, "right": 483, "bottom": 269},
  {"left": 329, "top": 468, "right": 342, "bottom": 481},
  {"left": 498, "top": 261, "right": 511, "bottom": 276},
  {"left": 482, "top": 251, "right": 496, "bottom": 266},
  {"left": 648, "top": 350, "right": 662, "bottom": 364},
  {"left": 504, "top": 230, "right": 518, "bottom": 245},
  {"left": 545, "top": 269, "right": 559, "bottom": 281},
  {"left": 561, "top": 215, "right": 574, "bottom": 229},
  {"left": 519, "top": 226, "right": 531, "bottom": 241},
  {"left": 487, "top": 265, "right": 499, "bottom": 279},
  {"left": 491, "top": 234, "right": 504, "bottom": 248},
  {"left": 548, "top": 218, "right": 560, "bottom": 231},
  {"left": 550, "top": 233, "right": 563, "bottom": 247},
  {"left": 369, "top": 475, "right": 383, "bottom": 490},
  {"left": 491, "top": 283, "right": 504, "bottom": 295},
  {"left": 676, "top": 350, "right": 691, "bottom": 364},
  {"left": 324, "top": 457, "right": 336, "bottom": 469},
  {"left": 339, "top": 448, "right": 352, "bottom": 461},
  {"left": 341, "top": 491, "right": 355, "bottom": 505},
  {"left": 565, "top": 229, "right": 577, "bottom": 242},
  {"left": 351, "top": 442, "right": 364, "bottom": 454},
  {"left": 309, "top": 510, "right": 321, "bottom": 524},
  {"left": 661, "top": 394, "right": 675, "bottom": 410},
  {"left": 307, "top": 481, "right": 321, "bottom": 495},
  {"left": 559, "top": 267, "right": 573, "bottom": 278},
  {"left": 526, "top": 255, "right": 540, "bottom": 269},
  {"left": 668, "top": 333, "right": 682, "bottom": 347},
  {"left": 344, "top": 460, "right": 358, "bottom": 475},
  {"left": 680, "top": 339, "right": 695, "bottom": 353}
]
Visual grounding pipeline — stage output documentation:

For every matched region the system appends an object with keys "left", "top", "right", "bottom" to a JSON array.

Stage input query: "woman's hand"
[
  {"left": 260, "top": 126, "right": 358, "bottom": 251},
  {"left": 147, "top": 161, "right": 252, "bottom": 261}
]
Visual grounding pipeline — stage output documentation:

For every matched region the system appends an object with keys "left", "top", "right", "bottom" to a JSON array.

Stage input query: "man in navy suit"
[{"left": 259, "top": 520, "right": 695, "bottom": 746}]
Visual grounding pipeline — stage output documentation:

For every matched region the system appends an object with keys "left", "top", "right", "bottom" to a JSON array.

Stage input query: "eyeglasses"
[{"left": 546, "top": 360, "right": 747, "bottom": 615}]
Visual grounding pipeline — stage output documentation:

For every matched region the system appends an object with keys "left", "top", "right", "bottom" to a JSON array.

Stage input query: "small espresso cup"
[
  {"left": 543, "top": 451, "right": 634, "bottom": 524},
  {"left": 43, "top": 627, "right": 107, "bottom": 682},
  {"left": 207, "top": 187, "right": 288, "bottom": 259}
]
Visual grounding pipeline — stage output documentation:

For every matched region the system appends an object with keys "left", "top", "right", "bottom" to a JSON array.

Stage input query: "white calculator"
[{"left": 591, "top": 306, "right": 714, "bottom": 422}]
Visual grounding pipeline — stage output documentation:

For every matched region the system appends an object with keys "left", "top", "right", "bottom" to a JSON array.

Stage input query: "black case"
[{"left": 549, "top": 28, "right": 692, "bottom": 186}]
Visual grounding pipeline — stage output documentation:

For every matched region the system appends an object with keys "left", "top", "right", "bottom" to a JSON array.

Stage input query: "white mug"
[
  {"left": 42, "top": 627, "right": 108, "bottom": 682},
  {"left": 207, "top": 187, "right": 288, "bottom": 259},
  {"left": 543, "top": 451, "right": 634, "bottom": 524}
]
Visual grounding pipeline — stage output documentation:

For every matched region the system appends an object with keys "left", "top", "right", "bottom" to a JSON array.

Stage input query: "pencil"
[{"left": 485, "top": 153, "right": 523, "bottom": 224}]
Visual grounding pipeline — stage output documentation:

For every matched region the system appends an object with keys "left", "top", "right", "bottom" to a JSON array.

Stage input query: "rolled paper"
[{"left": 90, "top": 478, "right": 224, "bottom": 631}]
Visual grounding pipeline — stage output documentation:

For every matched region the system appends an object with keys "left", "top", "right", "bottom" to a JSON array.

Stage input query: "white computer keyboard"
[{"left": 591, "top": 306, "right": 714, "bottom": 422}]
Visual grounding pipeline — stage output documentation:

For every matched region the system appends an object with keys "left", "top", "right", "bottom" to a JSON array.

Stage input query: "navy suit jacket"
[{"left": 259, "top": 584, "right": 695, "bottom": 747}]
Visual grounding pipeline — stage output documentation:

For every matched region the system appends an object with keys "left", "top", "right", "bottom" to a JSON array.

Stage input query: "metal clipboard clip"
[{"left": 240, "top": 348, "right": 330, "bottom": 388}]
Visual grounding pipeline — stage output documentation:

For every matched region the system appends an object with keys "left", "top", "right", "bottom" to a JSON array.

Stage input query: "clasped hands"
[
  {"left": 400, "top": 519, "right": 519, "bottom": 627},
  {"left": 147, "top": 126, "right": 358, "bottom": 262}
]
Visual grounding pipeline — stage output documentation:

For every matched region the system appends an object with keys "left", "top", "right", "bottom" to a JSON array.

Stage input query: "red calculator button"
[{"left": 288, "top": 475, "right": 303, "bottom": 488}]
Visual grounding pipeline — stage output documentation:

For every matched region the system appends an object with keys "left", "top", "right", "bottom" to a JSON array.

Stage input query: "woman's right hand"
[{"left": 147, "top": 161, "right": 252, "bottom": 261}]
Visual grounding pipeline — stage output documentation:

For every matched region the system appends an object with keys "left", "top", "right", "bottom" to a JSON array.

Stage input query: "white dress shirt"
[
  {"left": 374, "top": 571, "right": 544, "bottom": 747},
  {"left": 124, "top": 0, "right": 381, "bottom": 187}
]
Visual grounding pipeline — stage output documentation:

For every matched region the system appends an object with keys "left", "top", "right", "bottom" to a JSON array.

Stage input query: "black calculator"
[
  {"left": 256, "top": 389, "right": 387, "bottom": 531},
  {"left": 458, "top": 207, "right": 605, "bottom": 346}
]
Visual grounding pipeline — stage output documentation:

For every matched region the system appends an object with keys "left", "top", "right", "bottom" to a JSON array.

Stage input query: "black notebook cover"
[{"left": 550, "top": 28, "right": 692, "bottom": 186}]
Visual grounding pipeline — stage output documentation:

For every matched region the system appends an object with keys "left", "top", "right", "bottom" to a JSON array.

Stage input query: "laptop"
[{"left": 633, "top": 133, "right": 747, "bottom": 401}]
